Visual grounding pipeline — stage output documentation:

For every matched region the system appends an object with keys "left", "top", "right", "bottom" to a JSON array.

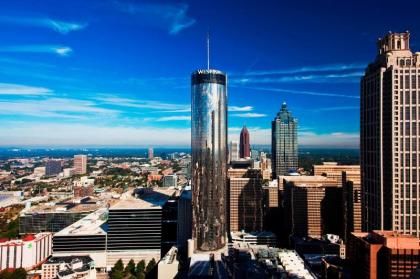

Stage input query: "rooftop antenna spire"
[{"left": 207, "top": 30, "right": 210, "bottom": 70}]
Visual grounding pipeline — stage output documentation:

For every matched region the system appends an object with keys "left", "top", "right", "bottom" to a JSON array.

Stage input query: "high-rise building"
[
  {"left": 361, "top": 31, "right": 420, "bottom": 235},
  {"left": 239, "top": 126, "right": 250, "bottom": 158},
  {"left": 148, "top": 147, "right": 154, "bottom": 159},
  {"left": 282, "top": 176, "right": 342, "bottom": 238},
  {"left": 347, "top": 230, "right": 420, "bottom": 279},
  {"left": 342, "top": 170, "right": 362, "bottom": 243},
  {"left": 228, "top": 169, "right": 263, "bottom": 232},
  {"left": 45, "top": 160, "right": 62, "bottom": 176},
  {"left": 313, "top": 162, "right": 360, "bottom": 184},
  {"left": 272, "top": 102, "right": 298, "bottom": 178},
  {"left": 73, "top": 155, "right": 87, "bottom": 175},
  {"left": 191, "top": 69, "right": 227, "bottom": 251},
  {"left": 229, "top": 141, "right": 239, "bottom": 162}
]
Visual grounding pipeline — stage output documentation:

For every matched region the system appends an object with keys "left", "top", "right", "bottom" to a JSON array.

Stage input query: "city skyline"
[{"left": 2, "top": 1, "right": 419, "bottom": 147}]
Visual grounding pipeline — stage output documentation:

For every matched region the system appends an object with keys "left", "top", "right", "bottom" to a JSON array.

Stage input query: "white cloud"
[
  {"left": 156, "top": 115, "right": 191, "bottom": 122},
  {"left": 243, "top": 63, "right": 365, "bottom": 76},
  {"left": 0, "top": 98, "right": 119, "bottom": 119},
  {"left": 231, "top": 85, "right": 359, "bottom": 99},
  {"left": 113, "top": 1, "right": 196, "bottom": 34},
  {"left": 0, "top": 45, "right": 73, "bottom": 56},
  {"left": 228, "top": 106, "right": 253, "bottom": 112},
  {"left": 0, "top": 16, "right": 87, "bottom": 34},
  {"left": 0, "top": 83, "right": 51, "bottom": 95},
  {"left": 231, "top": 113, "right": 267, "bottom": 118}
]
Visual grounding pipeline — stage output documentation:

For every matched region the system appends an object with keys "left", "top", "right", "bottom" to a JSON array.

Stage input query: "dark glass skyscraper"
[
  {"left": 272, "top": 102, "right": 298, "bottom": 178},
  {"left": 191, "top": 69, "right": 227, "bottom": 251},
  {"left": 239, "top": 125, "right": 250, "bottom": 158}
]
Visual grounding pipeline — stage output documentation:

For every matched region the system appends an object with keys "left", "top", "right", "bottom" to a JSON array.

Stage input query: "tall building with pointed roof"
[
  {"left": 239, "top": 125, "right": 250, "bottom": 158},
  {"left": 271, "top": 102, "right": 298, "bottom": 178}
]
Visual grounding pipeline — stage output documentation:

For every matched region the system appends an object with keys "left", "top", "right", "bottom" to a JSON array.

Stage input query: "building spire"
[{"left": 207, "top": 31, "right": 210, "bottom": 70}]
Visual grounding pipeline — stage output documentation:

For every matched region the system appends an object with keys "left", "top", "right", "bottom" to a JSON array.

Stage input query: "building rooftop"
[
  {"left": 278, "top": 249, "right": 317, "bottom": 279},
  {"left": 22, "top": 197, "right": 108, "bottom": 215},
  {"left": 111, "top": 188, "right": 176, "bottom": 210},
  {"left": 282, "top": 175, "right": 338, "bottom": 187},
  {"left": 0, "top": 232, "right": 51, "bottom": 246},
  {"left": 353, "top": 230, "right": 420, "bottom": 249},
  {"left": 54, "top": 208, "right": 108, "bottom": 236}
]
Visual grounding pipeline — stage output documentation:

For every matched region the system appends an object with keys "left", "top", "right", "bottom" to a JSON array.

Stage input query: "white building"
[
  {"left": 33, "top": 166, "right": 46, "bottom": 177},
  {"left": 0, "top": 232, "right": 52, "bottom": 271},
  {"left": 42, "top": 256, "right": 96, "bottom": 279}
]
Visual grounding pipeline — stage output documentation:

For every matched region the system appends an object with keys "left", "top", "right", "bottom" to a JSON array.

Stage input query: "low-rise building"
[{"left": 42, "top": 255, "right": 96, "bottom": 279}]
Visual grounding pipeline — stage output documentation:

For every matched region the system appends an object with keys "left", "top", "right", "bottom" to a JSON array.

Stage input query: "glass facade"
[
  {"left": 271, "top": 102, "right": 298, "bottom": 178},
  {"left": 191, "top": 69, "right": 227, "bottom": 251}
]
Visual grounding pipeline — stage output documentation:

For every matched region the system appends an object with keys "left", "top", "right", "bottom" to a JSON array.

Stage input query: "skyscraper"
[
  {"left": 229, "top": 141, "right": 239, "bottom": 162},
  {"left": 191, "top": 69, "right": 227, "bottom": 251},
  {"left": 148, "top": 147, "right": 154, "bottom": 159},
  {"left": 239, "top": 125, "right": 250, "bottom": 158},
  {"left": 271, "top": 102, "right": 298, "bottom": 178},
  {"left": 361, "top": 31, "right": 420, "bottom": 235},
  {"left": 74, "top": 155, "right": 87, "bottom": 175}
]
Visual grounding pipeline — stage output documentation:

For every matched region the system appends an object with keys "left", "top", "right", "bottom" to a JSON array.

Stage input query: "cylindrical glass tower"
[{"left": 191, "top": 69, "right": 227, "bottom": 251}]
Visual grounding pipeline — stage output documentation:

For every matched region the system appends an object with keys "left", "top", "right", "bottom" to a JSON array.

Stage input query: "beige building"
[
  {"left": 313, "top": 162, "right": 360, "bottom": 184},
  {"left": 282, "top": 176, "right": 341, "bottom": 238},
  {"left": 74, "top": 155, "right": 87, "bottom": 175},
  {"left": 361, "top": 31, "right": 420, "bottom": 236},
  {"left": 342, "top": 170, "right": 362, "bottom": 242}
]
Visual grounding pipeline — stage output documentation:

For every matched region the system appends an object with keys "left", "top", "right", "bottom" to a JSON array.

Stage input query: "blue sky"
[{"left": 0, "top": 0, "right": 419, "bottom": 147}]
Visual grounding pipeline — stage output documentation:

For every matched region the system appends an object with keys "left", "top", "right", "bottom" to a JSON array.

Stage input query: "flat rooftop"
[
  {"left": 22, "top": 197, "right": 107, "bottom": 214},
  {"left": 54, "top": 208, "right": 108, "bottom": 236},
  {"left": 111, "top": 188, "right": 176, "bottom": 210}
]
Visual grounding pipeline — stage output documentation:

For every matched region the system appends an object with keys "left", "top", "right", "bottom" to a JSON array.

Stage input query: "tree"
[
  {"left": 114, "top": 259, "right": 124, "bottom": 272},
  {"left": 125, "top": 259, "right": 136, "bottom": 276},
  {"left": 136, "top": 260, "right": 146, "bottom": 275},
  {"left": 146, "top": 258, "right": 156, "bottom": 273},
  {"left": 11, "top": 268, "right": 26, "bottom": 279},
  {"left": 110, "top": 259, "right": 124, "bottom": 279}
]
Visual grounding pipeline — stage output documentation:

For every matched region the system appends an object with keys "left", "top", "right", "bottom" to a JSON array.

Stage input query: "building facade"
[
  {"left": 0, "top": 233, "right": 52, "bottom": 271},
  {"left": 191, "top": 69, "right": 227, "bottom": 251},
  {"left": 73, "top": 155, "right": 87, "bottom": 175},
  {"left": 148, "top": 147, "right": 154, "bottom": 159},
  {"left": 272, "top": 102, "right": 298, "bottom": 178},
  {"left": 229, "top": 170, "right": 263, "bottom": 232},
  {"left": 347, "top": 230, "right": 420, "bottom": 279},
  {"left": 361, "top": 31, "right": 420, "bottom": 235},
  {"left": 45, "top": 160, "right": 62, "bottom": 176},
  {"left": 229, "top": 141, "right": 239, "bottom": 163},
  {"left": 239, "top": 126, "right": 250, "bottom": 158},
  {"left": 342, "top": 170, "right": 362, "bottom": 242}
]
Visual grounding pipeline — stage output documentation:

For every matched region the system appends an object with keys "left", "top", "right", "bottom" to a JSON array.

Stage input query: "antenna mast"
[{"left": 207, "top": 31, "right": 210, "bottom": 70}]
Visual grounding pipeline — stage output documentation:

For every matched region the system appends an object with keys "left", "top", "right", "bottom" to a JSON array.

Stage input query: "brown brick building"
[
  {"left": 347, "top": 230, "right": 420, "bottom": 279},
  {"left": 342, "top": 170, "right": 362, "bottom": 242}
]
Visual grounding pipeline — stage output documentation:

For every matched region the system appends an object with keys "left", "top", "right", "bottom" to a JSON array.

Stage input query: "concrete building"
[
  {"left": 157, "top": 246, "right": 179, "bottom": 279},
  {"left": 19, "top": 197, "right": 102, "bottom": 234},
  {"left": 191, "top": 69, "right": 227, "bottom": 251},
  {"left": 162, "top": 174, "right": 177, "bottom": 187},
  {"left": 74, "top": 155, "right": 87, "bottom": 175},
  {"left": 177, "top": 188, "right": 191, "bottom": 255},
  {"left": 73, "top": 177, "right": 95, "bottom": 198},
  {"left": 313, "top": 162, "right": 360, "bottom": 184},
  {"left": 0, "top": 233, "right": 52, "bottom": 271},
  {"left": 229, "top": 141, "right": 239, "bottom": 163},
  {"left": 42, "top": 256, "right": 96, "bottom": 279},
  {"left": 342, "top": 170, "right": 362, "bottom": 243},
  {"left": 33, "top": 166, "right": 46, "bottom": 177},
  {"left": 282, "top": 176, "right": 342, "bottom": 239},
  {"left": 229, "top": 170, "right": 263, "bottom": 232},
  {"left": 361, "top": 31, "right": 420, "bottom": 236},
  {"left": 272, "top": 102, "right": 298, "bottom": 178},
  {"left": 239, "top": 126, "right": 250, "bottom": 158},
  {"left": 230, "top": 231, "right": 276, "bottom": 247},
  {"left": 148, "top": 147, "right": 154, "bottom": 159},
  {"left": 347, "top": 230, "right": 420, "bottom": 279},
  {"left": 45, "top": 160, "right": 62, "bottom": 176}
]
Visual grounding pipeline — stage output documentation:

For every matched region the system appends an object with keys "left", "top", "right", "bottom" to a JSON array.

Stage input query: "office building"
[
  {"left": 313, "top": 162, "right": 360, "bottom": 184},
  {"left": 45, "top": 160, "right": 62, "bottom": 176},
  {"left": 74, "top": 155, "right": 87, "bottom": 175},
  {"left": 19, "top": 197, "right": 102, "bottom": 234},
  {"left": 229, "top": 141, "right": 239, "bottom": 162},
  {"left": 158, "top": 246, "right": 179, "bottom": 279},
  {"left": 342, "top": 170, "right": 362, "bottom": 242},
  {"left": 347, "top": 230, "right": 420, "bottom": 278},
  {"left": 361, "top": 31, "right": 420, "bottom": 235},
  {"left": 239, "top": 125, "right": 250, "bottom": 158},
  {"left": 230, "top": 231, "right": 277, "bottom": 246},
  {"left": 191, "top": 69, "right": 227, "bottom": 251},
  {"left": 0, "top": 233, "right": 52, "bottom": 271},
  {"left": 272, "top": 102, "right": 298, "bottom": 178},
  {"left": 42, "top": 256, "right": 96, "bottom": 279},
  {"left": 282, "top": 176, "right": 342, "bottom": 238},
  {"left": 148, "top": 147, "right": 154, "bottom": 159},
  {"left": 229, "top": 170, "right": 263, "bottom": 232},
  {"left": 162, "top": 174, "right": 177, "bottom": 187},
  {"left": 177, "top": 188, "right": 192, "bottom": 255}
]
